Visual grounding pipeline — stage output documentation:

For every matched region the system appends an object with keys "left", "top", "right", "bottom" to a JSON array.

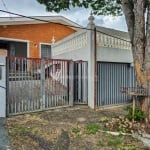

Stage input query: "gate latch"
[{"left": 0, "top": 62, "right": 5, "bottom": 80}]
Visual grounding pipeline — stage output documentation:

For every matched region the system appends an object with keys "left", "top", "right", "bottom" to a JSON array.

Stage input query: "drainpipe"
[{"left": 94, "top": 27, "right": 97, "bottom": 110}]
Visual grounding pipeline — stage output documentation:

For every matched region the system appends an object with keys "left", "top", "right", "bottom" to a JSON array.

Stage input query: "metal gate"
[
  {"left": 6, "top": 56, "right": 74, "bottom": 116},
  {"left": 73, "top": 61, "right": 88, "bottom": 104},
  {"left": 97, "top": 62, "right": 136, "bottom": 106}
]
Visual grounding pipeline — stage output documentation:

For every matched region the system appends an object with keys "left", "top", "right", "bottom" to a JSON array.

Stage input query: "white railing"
[
  {"left": 52, "top": 30, "right": 87, "bottom": 56},
  {"left": 96, "top": 32, "right": 131, "bottom": 50}
]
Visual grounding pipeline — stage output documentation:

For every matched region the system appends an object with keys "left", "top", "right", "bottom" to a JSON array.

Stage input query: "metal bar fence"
[
  {"left": 73, "top": 60, "right": 88, "bottom": 104},
  {"left": 7, "top": 56, "right": 73, "bottom": 115}
]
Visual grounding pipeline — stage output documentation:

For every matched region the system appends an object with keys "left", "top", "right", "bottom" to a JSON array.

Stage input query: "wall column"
[{"left": 87, "top": 14, "right": 96, "bottom": 109}]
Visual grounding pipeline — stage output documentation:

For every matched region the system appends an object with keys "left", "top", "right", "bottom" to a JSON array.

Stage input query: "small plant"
[
  {"left": 86, "top": 124, "right": 100, "bottom": 134},
  {"left": 125, "top": 106, "right": 145, "bottom": 121},
  {"left": 107, "top": 138, "right": 122, "bottom": 146},
  {"left": 144, "top": 147, "right": 150, "bottom": 150},
  {"left": 96, "top": 140, "right": 105, "bottom": 147},
  {"left": 72, "top": 128, "right": 81, "bottom": 136},
  {"left": 22, "top": 127, "right": 33, "bottom": 134},
  {"left": 119, "top": 144, "right": 136, "bottom": 150}
]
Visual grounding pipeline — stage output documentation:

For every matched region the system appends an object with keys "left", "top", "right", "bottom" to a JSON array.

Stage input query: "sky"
[{"left": 0, "top": 0, "right": 127, "bottom": 32}]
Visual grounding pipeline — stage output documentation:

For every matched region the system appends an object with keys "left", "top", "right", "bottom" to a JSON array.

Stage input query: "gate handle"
[{"left": 0, "top": 85, "right": 6, "bottom": 89}]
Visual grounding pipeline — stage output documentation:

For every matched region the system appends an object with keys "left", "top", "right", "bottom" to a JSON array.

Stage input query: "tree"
[{"left": 37, "top": 0, "right": 150, "bottom": 126}]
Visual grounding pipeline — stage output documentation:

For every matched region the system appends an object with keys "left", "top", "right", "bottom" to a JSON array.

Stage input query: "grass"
[
  {"left": 86, "top": 124, "right": 100, "bottom": 134},
  {"left": 144, "top": 147, "right": 150, "bottom": 150},
  {"left": 9, "top": 124, "right": 33, "bottom": 136},
  {"left": 107, "top": 138, "right": 122, "bottom": 146},
  {"left": 96, "top": 140, "right": 105, "bottom": 147},
  {"left": 72, "top": 128, "right": 81, "bottom": 136}
]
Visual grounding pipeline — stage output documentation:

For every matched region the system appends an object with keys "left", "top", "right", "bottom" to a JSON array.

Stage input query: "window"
[{"left": 41, "top": 44, "right": 51, "bottom": 58}]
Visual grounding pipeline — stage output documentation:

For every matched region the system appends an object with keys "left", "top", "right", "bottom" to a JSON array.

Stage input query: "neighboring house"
[
  {"left": 0, "top": 16, "right": 81, "bottom": 58},
  {"left": 52, "top": 14, "right": 136, "bottom": 109}
]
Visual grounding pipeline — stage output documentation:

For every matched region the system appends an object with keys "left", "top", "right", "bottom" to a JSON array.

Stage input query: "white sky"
[{"left": 0, "top": 0, "right": 127, "bottom": 32}]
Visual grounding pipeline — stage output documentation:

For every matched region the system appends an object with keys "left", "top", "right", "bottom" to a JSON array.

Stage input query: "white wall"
[
  {"left": 0, "top": 56, "right": 6, "bottom": 117},
  {"left": 52, "top": 47, "right": 89, "bottom": 61},
  {"left": 97, "top": 46, "right": 133, "bottom": 63},
  {"left": 51, "top": 20, "right": 134, "bottom": 109}
]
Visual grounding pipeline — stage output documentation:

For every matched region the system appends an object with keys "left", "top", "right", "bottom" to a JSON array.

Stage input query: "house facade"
[
  {"left": 0, "top": 16, "right": 80, "bottom": 58},
  {"left": 0, "top": 14, "right": 136, "bottom": 117},
  {"left": 52, "top": 14, "right": 135, "bottom": 109}
]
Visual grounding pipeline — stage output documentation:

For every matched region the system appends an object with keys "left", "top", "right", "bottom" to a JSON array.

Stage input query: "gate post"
[
  {"left": 0, "top": 56, "right": 6, "bottom": 117},
  {"left": 68, "top": 60, "right": 74, "bottom": 106},
  {"left": 40, "top": 59, "right": 45, "bottom": 109},
  {"left": 87, "top": 13, "right": 96, "bottom": 109}
]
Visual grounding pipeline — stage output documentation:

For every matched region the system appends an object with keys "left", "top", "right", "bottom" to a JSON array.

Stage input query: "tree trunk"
[
  {"left": 122, "top": 0, "right": 150, "bottom": 126},
  {"left": 143, "top": 1, "right": 150, "bottom": 127}
]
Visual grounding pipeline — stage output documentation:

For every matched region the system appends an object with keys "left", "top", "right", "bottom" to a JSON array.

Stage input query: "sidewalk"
[{"left": 0, "top": 118, "right": 13, "bottom": 150}]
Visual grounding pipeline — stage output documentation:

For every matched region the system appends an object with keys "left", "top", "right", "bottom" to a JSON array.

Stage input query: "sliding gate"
[
  {"left": 6, "top": 56, "right": 74, "bottom": 116},
  {"left": 97, "top": 62, "right": 136, "bottom": 106}
]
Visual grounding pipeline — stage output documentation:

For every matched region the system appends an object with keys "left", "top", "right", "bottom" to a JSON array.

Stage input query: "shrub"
[{"left": 126, "top": 106, "right": 145, "bottom": 121}]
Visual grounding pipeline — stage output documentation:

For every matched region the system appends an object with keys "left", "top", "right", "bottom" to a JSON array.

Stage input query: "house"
[
  {"left": 0, "top": 14, "right": 136, "bottom": 116},
  {"left": 51, "top": 14, "right": 136, "bottom": 109},
  {"left": 0, "top": 16, "right": 81, "bottom": 58}
]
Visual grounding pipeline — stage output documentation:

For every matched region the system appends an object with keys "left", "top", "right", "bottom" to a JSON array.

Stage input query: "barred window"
[{"left": 41, "top": 44, "right": 51, "bottom": 58}]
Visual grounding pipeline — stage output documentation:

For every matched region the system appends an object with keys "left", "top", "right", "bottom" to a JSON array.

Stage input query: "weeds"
[
  {"left": 72, "top": 128, "right": 81, "bottom": 136},
  {"left": 86, "top": 124, "right": 100, "bottom": 134},
  {"left": 125, "top": 105, "right": 145, "bottom": 121},
  {"left": 107, "top": 138, "right": 122, "bottom": 146},
  {"left": 96, "top": 140, "right": 105, "bottom": 147}
]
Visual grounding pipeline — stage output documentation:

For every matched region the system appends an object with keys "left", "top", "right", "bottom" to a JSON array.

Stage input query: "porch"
[{"left": 0, "top": 39, "right": 27, "bottom": 57}]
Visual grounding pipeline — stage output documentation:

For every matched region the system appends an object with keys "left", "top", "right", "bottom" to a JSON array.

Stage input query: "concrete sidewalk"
[{"left": 0, "top": 118, "right": 13, "bottom": 150}]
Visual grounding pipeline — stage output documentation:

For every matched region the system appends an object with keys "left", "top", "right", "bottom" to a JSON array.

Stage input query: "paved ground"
[{"left": 0, "top": 118, "right": 13, "bottom": 150}]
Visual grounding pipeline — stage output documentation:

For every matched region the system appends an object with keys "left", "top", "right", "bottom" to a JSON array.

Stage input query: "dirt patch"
[{"left": 7, "top": 106, "right": 149, "bottom": 150}]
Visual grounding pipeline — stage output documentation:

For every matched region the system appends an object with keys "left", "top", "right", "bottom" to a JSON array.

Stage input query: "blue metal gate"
[{"left": 97, "top": 62, "right": 136, "bottom": 106}]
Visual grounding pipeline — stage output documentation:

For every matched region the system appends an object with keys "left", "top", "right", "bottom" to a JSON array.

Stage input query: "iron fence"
[
  {"left": 73, "top": 60, "right": 88, "bottom": 104},
  {"left": 7, "top": 56, "right": 74, "bottom": 115}
]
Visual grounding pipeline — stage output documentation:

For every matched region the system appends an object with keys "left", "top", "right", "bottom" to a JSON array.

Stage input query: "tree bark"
[
  {"left": 133, "top": 0, "right": 145, "bottom": 87},
  {"left": 121, "top": 0, "right": 134, "bottom": 42},
  {"left": 143, "top": 2, "right": 150, "bottom": 126}
]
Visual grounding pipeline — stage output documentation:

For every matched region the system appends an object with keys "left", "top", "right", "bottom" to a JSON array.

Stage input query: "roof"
[
  {"left": 96, "top": 26, "right": 129, "bottom": 40},
  {"left": 0, "top": 16, "right": 82, "bottom": 31}
]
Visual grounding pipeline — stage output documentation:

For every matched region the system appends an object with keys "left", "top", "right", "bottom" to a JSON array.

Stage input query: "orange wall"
[{"left": 0, "top": 23, "right": 76, "bottom": 58}]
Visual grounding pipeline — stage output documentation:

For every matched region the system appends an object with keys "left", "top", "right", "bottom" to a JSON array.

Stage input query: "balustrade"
[{"left": 96, "top": 32, "right": 131, "bottom": 50}]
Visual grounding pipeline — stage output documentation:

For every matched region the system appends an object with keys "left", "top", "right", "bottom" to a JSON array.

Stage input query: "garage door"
[{"left": 97, "top": 62, "right": 136, "bottom": 106}]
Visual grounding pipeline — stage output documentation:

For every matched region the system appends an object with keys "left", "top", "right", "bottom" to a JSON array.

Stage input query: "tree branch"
[{"left": 121, "top": 0, "right": 134, "bottom": 43}]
